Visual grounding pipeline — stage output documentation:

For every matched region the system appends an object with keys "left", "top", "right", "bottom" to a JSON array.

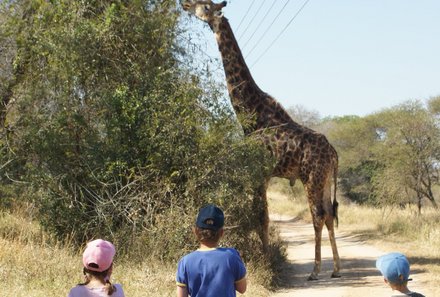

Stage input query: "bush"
[{"left": 1, "top": 0, "right": 283, "bottom": 284}]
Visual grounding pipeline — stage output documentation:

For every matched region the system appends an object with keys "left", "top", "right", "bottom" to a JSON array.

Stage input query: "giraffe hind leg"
[{"left": 325, "top": 216, "right": 341, "bottom": 278}]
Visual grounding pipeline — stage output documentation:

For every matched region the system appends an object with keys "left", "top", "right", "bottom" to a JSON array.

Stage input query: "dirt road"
[{"left": 269, "top": 215, "right": 432, "bottom": 297}]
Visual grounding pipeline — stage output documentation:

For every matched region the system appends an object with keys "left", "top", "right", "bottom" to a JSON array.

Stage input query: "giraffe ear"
[
  {"left": 213, "top": 0, "right": 226, "bottom": 16},
  {"left": 180, "top": 1, "right": 193, "bottom": 11}
]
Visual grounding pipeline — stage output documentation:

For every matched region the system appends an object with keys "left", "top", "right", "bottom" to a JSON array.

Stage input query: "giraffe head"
[{"left": 181, "top": 0, "right": 227, "bottom": 25}]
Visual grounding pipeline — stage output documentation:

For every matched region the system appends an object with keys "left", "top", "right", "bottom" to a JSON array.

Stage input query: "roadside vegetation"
[
  {"left": 1, "top": 184, "right": 439, "bottom": 296},
  {"left": 1, "top": 1, "right": 439, "bottom": 296},
  {"left": 0, "top": 206, "right": 273, "bottom": 297},
  {"left": 0, "top": 2, "right": 281, "bottom": 296}
]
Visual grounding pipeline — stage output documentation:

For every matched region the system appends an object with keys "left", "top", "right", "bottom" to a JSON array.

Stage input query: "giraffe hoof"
[
  {"left": 331, "top": 272, "right": 341, "bottom": 278},
  {"left": 307, "top": 273, "right": 319, "bottom": 281}
]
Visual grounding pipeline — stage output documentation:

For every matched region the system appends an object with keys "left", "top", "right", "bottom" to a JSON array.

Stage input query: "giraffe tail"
[{"left": 332, "top": 155, "right": 339, "bottom": 228}]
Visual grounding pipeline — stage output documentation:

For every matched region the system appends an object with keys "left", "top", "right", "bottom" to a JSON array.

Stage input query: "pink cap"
[{"left": 82, "top": 239, "right": 115, "bottom": 272}]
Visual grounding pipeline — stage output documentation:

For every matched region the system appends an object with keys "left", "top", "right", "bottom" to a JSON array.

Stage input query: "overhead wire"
[
  {"left": 234, "top": 0, "right": 256, "bottom": 33},
  {"left": 241, "top": 0, "right": 279, "bottom": 51},
  {"left": 237, "top": 0, "right": 266, "bottom": 42},
  {"left": 250, "top": 0, "right": 311, "bottom": 68},
  {"left": 244, "top": 0, "right": 292, "bottom": 60}
]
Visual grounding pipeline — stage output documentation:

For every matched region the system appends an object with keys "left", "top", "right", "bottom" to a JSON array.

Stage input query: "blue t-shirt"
[{"left": 176, "top": 247, "right": 247, "bottom": 297}]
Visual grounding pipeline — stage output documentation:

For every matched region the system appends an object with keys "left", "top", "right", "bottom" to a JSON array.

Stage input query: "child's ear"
[{"left": 219, "top": 228, "right": 224, "bottom": 238}]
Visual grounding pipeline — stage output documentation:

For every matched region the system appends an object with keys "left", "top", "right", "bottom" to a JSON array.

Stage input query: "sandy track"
[{"left": 269, "top": 215, "right": 431, "bottom": 297}]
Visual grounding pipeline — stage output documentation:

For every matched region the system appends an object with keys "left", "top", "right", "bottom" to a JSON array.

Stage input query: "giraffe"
[{"left": 181, "top": 0, "right": 341, "bottom": 280}]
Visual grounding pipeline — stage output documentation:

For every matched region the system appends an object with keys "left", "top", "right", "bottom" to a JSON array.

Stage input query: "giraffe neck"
[
  {"left": 212, "top": 17, "right": 262, "bottom": 111},
  {"left": 210, "top": 17, "right": 296, "bottom": 133}
]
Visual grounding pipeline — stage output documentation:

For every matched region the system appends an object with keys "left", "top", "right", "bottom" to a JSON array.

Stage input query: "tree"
[
  {"left": 286, "top": 104, "right": 321, "bottom": 129},
  {"left": 427, "top": 96, "right": 440, "bottom": 116},
  {"left": 370, "top": 101, "right": 440, "bottom": 212},
  {"left": 326, "top": 102, "right": 440, "bottom": 211},
  {"left": 326, "top": 115, "right": 380, "bottom": 203}
]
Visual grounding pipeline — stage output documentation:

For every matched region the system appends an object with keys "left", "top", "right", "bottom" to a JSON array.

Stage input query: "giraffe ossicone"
[{"left": 182, "top": 0, "right": 341, "bottom": 281}]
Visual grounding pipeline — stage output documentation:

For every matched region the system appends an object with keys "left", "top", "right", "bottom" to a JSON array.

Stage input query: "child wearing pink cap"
[{"left": 68, "top": 239, "right": 125, "bottom": 297}]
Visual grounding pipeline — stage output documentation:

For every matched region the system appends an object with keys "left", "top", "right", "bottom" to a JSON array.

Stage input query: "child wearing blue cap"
[
  {"left": 176, "top": 204, "right": 247, "bottom": 297},
  {"left": 376, "top": 252, "right": 425, "bottom": 297}
]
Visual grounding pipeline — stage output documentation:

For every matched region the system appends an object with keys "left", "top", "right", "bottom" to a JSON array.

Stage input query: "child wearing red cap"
[
  {"left": 176, "top": 204, "right": 247, "bottom": 297},
  {"left": 376, "top": 252, "right": 425, "bottom": 297},
  {"left": 68, "top": 239, "right": 125, "bottom": 297}
]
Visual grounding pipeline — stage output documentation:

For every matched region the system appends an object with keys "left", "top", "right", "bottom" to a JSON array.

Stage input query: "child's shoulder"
[
  {"left": 113, "top": 284, "right": 126, "bottom": 297},
  {"left": 205, "top": 247, "right": 240, "bottom": 255},
  {"left": 181, "top": 247, "right": 240, "bottom": 259},
  {"left": 217, "top": 247, "right": 240, "bottom": 255},
  {"left": 68, "top": 284, "right": 125, "bottom": 297},
  {"left": 68, "top": 285, "right": 86, "bottom": 292},
  {"left": 68, "top": 285, "right": 88, "bottom": 297},
  {"left": 212, "top": 247, "right": 243, "bottom": 260}
]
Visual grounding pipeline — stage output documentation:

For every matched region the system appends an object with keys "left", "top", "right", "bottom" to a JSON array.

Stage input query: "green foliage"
[
  {"left": 327, "top": 115, "right": 376, "bottom": 170},
  {"left": 328, "top": 100, "right": 440, "bottom": 209},
  {"left": 286, "top": 104, "right": 321, "bottom": 129},
  {"left": 369, "top": 102, "right": 440, "bottom": 209},
  {"left": 338, "top": 160, "right": 380, "bottom": 204},
  {"left": 0, "top": 0, "right": 278, "bottom": 269},
  {"left": 428, "top": 96, "right": 440, "bottom": 116},
  {"left": 326, "top": 115, "right": 378, "bottom": 203}
]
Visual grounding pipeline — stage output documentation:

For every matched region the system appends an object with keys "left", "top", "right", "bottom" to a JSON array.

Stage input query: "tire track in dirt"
[{"left": 268, "top": 215, "right": 429, "bottom": 297}]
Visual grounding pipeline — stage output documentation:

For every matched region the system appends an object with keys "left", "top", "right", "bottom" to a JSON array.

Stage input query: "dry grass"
[
  {"left": 341, "top": 203, "right": 440, "bottom": 285},
  {"left": 337, "top": 203, "right": 440, "bottom": 255},
  {"left": 267, "top": 178, "right": 309, "bottom": 219},
  {"left": 0, "top": 210, "right": 269, "bottom": 297},
  {"left": 267, "top": 190, "right": 308, "bottom": 218}
]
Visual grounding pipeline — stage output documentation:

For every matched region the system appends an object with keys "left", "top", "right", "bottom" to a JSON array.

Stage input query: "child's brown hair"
[
  {"left": 80, "top": 265, "right": 116, "bottom": 295},
  {"left": 194, "top": 226, "right": 222, "bottom": 244}
]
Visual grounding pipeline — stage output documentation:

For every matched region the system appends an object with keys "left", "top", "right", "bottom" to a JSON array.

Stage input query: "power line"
[
  {"left": 237, "top": 0, "right": 266, "bottom": 42},
  {"left": 241, "top": 1, "right": 279, "bottom": 51},
  {"left": 250, "top": 0, "right": 311, "bottom": 68},
  {"left": 245, "top": 0, "right": 292, "bottom": 60},
  {"left": 235, "top": 0, "right": 256, "bottom": 33}
]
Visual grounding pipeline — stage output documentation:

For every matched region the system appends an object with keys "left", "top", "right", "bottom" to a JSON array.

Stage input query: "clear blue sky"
[{"left": 186, "top": 0, "right": 440, "bottom": 117}]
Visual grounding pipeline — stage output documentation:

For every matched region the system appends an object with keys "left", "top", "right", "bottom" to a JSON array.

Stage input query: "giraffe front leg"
[
  {"left": 262, "top": 189, "right": 270, "bottom": 252},
  {"left": 254, "top": 181, "right": 270, "bottom": 252}
]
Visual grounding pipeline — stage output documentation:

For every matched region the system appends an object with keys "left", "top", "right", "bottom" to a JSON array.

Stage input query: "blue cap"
[
  {"left": 196, "top": 204, "right": 224, "bottom": 231},
  {"left": 376, "top": 253, "right": 410, "bottom": 284}
]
